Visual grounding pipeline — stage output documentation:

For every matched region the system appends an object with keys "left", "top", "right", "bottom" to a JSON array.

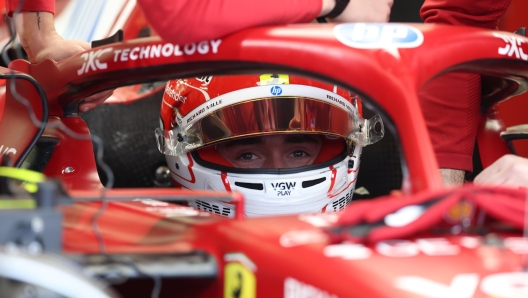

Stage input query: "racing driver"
[{"left": 156, "top": 74, "right": 384, "bottom": 217}]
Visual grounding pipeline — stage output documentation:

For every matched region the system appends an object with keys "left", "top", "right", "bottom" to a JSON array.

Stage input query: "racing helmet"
[{"left": 156, "top": 74, "right": 384, "bottom": 217}]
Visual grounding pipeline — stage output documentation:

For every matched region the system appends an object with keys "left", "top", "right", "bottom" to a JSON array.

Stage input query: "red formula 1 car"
[{"left": 0, "top": 23, "right": 528, "bottom": 297}]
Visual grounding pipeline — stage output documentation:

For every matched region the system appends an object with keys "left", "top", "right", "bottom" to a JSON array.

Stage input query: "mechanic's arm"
[
  {"left": 6, "top": 0, "right": 90, "bottom": 63},
  {"left": 136, "top": 0, "right": 393, "bottom": 44},
  {"left": 474, "top": 155, "right": 528, "bottom": 188},
  {"left": 14, "top": 12, "right": 90, "bottom": 63},
  {"left": 421, "top": 0, "right": 512, "bottom": 29},
  {"left": 8, "top": 0, "right": 394, "bottom": 59},
  {"left": 10, "top": 10, "right": 111, "bottom": 112},
  {"left": 419, "top": 0, "right": 512, "bottom": 186}
]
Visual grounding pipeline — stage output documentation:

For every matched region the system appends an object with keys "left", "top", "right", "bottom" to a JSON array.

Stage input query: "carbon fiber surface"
[
  {"left": 355, "top": 109, "right": 403, "bottom": 199},
  {"left": 81, "top": 89, "right": 167, "bottom": 188}
]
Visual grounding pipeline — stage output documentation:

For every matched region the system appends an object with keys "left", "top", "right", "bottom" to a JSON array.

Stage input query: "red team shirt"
[
  {"left": 419, "top": 0, "right": 512, "bottom": 171},
  {"left": 5, "top": 0, "right": 513, "bottom": 172},
  {"left": 5, "top": 0, "right": 321, "bottom": 44}
]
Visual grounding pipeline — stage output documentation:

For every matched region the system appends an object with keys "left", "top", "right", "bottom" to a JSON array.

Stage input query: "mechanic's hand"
[
  {"left": 28, "top": 33, "right": 113, "bottom": 112},
  {"left": 24, "top": 31, "right": 90, "bottom": 64},
  {"left": 15, "top": 12, "right": 87, "bottom": 63},
  {"left": 77, "top": 90, "right": 114, "bottom": 112},
  {"left": 31, "top": 34, "right": 112, "bottom": 112},
  {"left": 474, "top": 154, "right": 528, "bottom": 188},
  {"left": 320, "top": 0, "right": 393, "bottom": 23},
  {"left": 15, "top": 12, "right": 112, "bottom": 112}
]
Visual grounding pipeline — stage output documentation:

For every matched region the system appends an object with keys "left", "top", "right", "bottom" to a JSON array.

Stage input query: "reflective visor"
[{"left": 156, "top": 85, "right": 383, "bottom": 156}]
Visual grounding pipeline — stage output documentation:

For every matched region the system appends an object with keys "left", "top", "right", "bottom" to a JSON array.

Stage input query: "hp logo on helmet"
[
  {"left": 270, "top": 86, "right": 283, "bottom": 96},
  {"left": 334, "top": 23, "right": 424, "bottom": 49}
]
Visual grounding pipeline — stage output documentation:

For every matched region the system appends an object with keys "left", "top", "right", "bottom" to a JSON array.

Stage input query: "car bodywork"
[{"left": 0, "top": 23, "right": 527, "bottom": 297}]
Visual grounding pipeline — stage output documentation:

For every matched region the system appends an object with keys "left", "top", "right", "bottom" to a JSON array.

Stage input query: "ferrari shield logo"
[{"left": 224, "top": 262, "right": 256, "bottom": 298}]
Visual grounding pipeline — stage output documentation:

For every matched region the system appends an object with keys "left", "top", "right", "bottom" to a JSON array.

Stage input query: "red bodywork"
[{"left": 0, "top": 23, "right": 527, "bottom": 297}]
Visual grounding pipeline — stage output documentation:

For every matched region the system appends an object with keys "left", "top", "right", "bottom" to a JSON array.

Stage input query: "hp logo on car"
[
  {"left": 334, "top": 23, "right": 424, "bottom": 49},
  {"left": 270, "top": 86, "right": 283, "bottom": 96}
]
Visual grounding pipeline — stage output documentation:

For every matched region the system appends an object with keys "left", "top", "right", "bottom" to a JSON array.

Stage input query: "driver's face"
[{"left": 216, "top": 134, "right": 323, "bottom": 169}]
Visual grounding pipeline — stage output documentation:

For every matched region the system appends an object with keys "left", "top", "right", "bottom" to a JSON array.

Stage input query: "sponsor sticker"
[
  {"left": 0, "top": 145, "right": 17, "bottom": 156},
  {"left": 284, "top": 277, "right": 338, "bottom": 298},
  {"left": 259, "top": 74, "right": 290, "bottom": 85},
  {"left": 270, "top": 85, "right": 283, "bottom": 96},
  {"left": 269, "top": 181, "right": 297, "bottom": 197},
  {"left": 196, "top": 76, "right": 213, "bottom": 85},
  {"left": 77, "top": 48, "right": 113, "bottom": 75},
  {"left": 280, "top": 229, "right": 328, "bottom": 247},
  {"left": 324, "top": 243, "right": 372, "bottom": 260},
  {"left": 176, "top": 85, "right": 355, "bottom": 127},
  {"left": 397, "top": 272, "right": 528, "bottom": 298},
  {"left": 164, "top": 84, "right": 187, "bottom": 103},
  {"left": 133, "top": 199, "right": 169, "bottom": 207},
  {"left": 113, "top": 39, "right": 222, "bottom": 62},
  {"left": 334, "top": 23, "right": 424, "bottom": 49},
  {"left": 77, "top": 39, "right": 222, "bottom": 76},
  {"left": 493, "top": 32, "right": 528, "bottom": 61},
  {"left": 298, "top": 213, "right": 340, "bottom": 228},
  {"left": 325, "top": 238, "right": 462, "bottom": 260}
]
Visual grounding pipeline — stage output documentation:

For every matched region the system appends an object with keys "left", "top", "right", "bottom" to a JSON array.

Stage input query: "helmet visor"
[{"left": 156, "top": 86, "right": 383, "bottom": 156}]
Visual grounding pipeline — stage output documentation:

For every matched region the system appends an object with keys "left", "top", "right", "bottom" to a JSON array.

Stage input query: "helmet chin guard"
[
  {"left": 166, "top": 144, "right": 362, "bottom": 217},
  {"left": 157, "top": 74, "right": 384, "bottom": 217}
]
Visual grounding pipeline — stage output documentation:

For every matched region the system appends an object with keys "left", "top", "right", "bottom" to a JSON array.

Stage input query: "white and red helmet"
[{"left": 156, "top": 74, "right": 384, "bottom": 217}]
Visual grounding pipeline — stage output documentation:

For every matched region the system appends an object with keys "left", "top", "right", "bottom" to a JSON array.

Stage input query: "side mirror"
[{"left": 501, "top": 124, "right": 528, "bottom": 154}]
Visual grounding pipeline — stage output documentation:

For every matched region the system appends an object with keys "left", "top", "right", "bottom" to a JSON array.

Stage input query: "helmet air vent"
[
  {"left": 302, "top": 177, "right": 326, "bottom": 188},
  {"left": 234, "top": 182, "right": 264, "bottom": 191}
]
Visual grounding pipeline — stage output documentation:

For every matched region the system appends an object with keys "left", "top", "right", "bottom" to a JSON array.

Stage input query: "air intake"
[
  {"left": 234, "top": 182, "right": 264, "bottom": 190},
  {"left": 302, "top": 177, "right": 326, "bottom": 188}
]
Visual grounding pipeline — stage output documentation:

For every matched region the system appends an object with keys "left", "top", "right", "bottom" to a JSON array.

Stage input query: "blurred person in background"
[{"left": 419, "top": 0, "right": 513, "bottom": 186}]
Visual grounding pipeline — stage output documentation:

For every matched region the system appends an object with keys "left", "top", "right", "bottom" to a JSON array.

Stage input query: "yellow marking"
[
  {"left": 0, "top": 167, "right": 45, "bottom": 183},
  {"left": 0, "top": 167, "right": 45, "bottom": 193},
  {"left": 0, "top": 199, "right": 36, "bottom": 209},
  {"left": 224, "top": 262, "right": 256, "bottom": 298},
  {"left": 259, "top": 74, "right": 290, "bottom": 85}
]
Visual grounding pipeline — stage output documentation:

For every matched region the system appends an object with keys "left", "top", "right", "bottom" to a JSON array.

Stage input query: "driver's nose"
[{"left": 262, "top": 155, "right": 288, "bottom": 169}]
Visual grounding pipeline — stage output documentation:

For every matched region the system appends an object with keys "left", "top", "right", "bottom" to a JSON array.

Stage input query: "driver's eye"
[
  {"left": 240, "top": 153, "right": 256, "bottom": 160},
  {"left": 292, "top": 150, "right": 307, "bottom": 158}
]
